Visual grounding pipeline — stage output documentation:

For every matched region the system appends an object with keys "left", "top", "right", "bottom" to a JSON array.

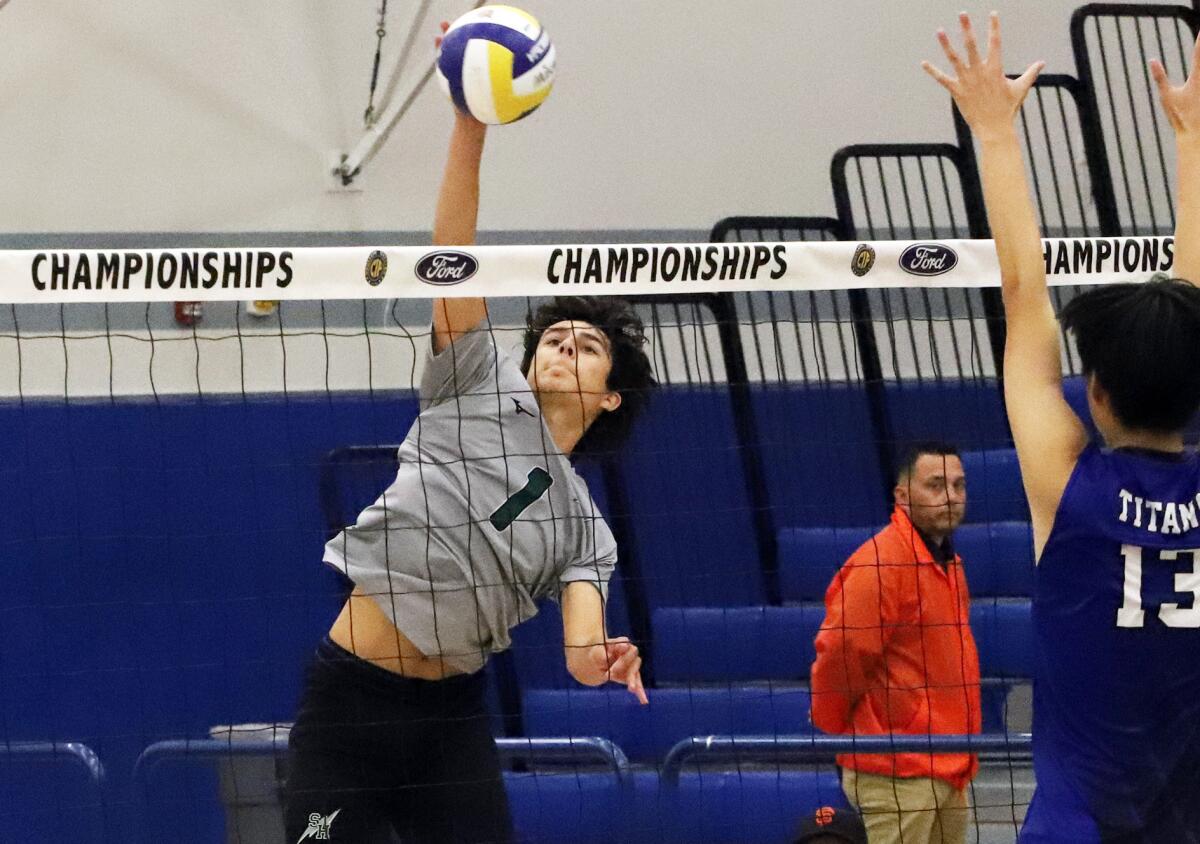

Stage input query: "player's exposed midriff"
[{"left": 328, "top": 587, "right": 466, "bottom": 681}]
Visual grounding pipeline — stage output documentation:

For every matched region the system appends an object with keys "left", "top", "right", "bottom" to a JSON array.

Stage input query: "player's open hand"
[
  {"left": 435, "top": 20, "right": 449, "bottom": 50},
  {"left": 922, "top": 12, "right": 1044, "bottom": 138},
  {"left": 1150, "top": 33, "right": 1200, "bottom": 137},
  {"left": 590, "top": 637, "right": 648, "bottom": 705}
]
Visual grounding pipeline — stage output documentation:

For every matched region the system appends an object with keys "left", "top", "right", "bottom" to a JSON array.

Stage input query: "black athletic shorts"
[{"left": 284, "top": 636, "right": 512, "bottom": 844}]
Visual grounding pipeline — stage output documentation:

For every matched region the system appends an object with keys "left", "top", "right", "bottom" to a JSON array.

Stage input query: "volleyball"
[{"left": 435, "top": 5, "right": 556, "bottom": 125}]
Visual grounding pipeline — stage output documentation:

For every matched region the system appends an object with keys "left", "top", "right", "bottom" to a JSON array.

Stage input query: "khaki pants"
[{"left": 842, "top": 768, "right": 970, "bottom": 844}]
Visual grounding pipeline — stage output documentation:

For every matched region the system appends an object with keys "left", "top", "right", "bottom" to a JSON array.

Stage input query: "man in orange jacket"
[{"left": 811, "top": 442, "right": 981, "bottom": 844}]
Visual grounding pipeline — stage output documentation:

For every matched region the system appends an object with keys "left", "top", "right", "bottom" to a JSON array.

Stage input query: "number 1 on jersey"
[
  {"left": 1117, "top": 543, "right": 1200, "bottom": 628},
  {"left": 490, "top": 467, "right": 553, "bottom": 531}
]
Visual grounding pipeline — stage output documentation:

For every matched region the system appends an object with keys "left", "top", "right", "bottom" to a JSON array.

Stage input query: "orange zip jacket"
[{"left": 810, "top": 506, "right": 981, "bottom": 790}]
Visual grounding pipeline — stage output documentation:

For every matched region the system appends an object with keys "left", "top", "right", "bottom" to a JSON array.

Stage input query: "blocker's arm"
[
  {"left": 923, "top": 14, "right": 1086, "bottom": 555},
  {"left": 1151, "top": 34, "right": 1200, "bottom": 283}
]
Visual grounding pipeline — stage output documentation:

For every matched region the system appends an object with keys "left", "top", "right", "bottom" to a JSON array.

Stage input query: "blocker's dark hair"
[
  {"left": 520, "top": 296, "right": 656, "bottom": 456},
  {"left": 1060, "top": 277, "right": 1200, "bottom": 433}
]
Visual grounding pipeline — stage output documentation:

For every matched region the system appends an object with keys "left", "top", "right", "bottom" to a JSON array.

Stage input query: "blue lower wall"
[
  {"left": 0, "top": 378, "right": 1022, "bottom": 841},
  {"left": 0, "top": 393, "right": 419, "bottom": 842}
]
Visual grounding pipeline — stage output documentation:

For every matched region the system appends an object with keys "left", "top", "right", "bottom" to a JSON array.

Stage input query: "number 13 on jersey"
[{"left": 1118, "top": 544, "right": 1200, "bottom": 628}]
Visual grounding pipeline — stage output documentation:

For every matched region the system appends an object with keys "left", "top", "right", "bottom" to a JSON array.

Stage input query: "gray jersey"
[{"left": 324, "top": 326, "right": 616, "bottom": 674}]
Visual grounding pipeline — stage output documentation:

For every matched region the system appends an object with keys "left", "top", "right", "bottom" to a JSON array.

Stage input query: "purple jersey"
[{"left": 1021, "top": 444, "right": 1200, "bottom": 843}]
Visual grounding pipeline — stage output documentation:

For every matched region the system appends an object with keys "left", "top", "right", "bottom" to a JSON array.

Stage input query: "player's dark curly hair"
[
  {"left": 1060, "top": 276, "right": 1200, "bottom": 433},
  {"left": 520, "top": 297, "right": 656, "bottom": 457}
]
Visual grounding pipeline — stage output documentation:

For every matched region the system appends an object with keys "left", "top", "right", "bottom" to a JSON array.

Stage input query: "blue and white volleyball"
[{"left": 436, "top": 5, "right": 556, "bottom": 125}]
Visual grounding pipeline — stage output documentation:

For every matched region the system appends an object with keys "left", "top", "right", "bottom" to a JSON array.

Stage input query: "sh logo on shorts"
[
  {"left": 899, "top": 243, "right": 958, "bottom": 277},
  {"left": 297, "top": 808, "right": 341, "bottom": 841},
  {"left": 415, "top": 250, "right": 479, "bottom": 286}
]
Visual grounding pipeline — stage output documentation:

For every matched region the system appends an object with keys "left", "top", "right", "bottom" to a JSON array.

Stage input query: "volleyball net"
[
  {"left": 0, "top": 234, "right": 1177, "bottom": 304},
  {"left": 0, "top": 235, "right": 1156, "bottom": 842}
]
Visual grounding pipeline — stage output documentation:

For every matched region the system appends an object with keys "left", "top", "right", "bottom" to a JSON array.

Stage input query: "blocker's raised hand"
[
  {"left": 922, "top": 12, "right": 1044, "bottom": 137},
  {"left": 1150, "top": 32, "right": 1200, "bottom": 136}
]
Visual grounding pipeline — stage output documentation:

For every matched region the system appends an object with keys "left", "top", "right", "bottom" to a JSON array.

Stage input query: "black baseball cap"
[{"left": 792, "top": 805, "right": 869, "bottom": 844}]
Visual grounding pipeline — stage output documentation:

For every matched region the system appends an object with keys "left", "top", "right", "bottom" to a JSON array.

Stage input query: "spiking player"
[
  {"left": 283, "top": 28, "right": 656, "bottom": 844},
  {"left": 925, "top": 14, "right": 1200, "bottom": 842}
]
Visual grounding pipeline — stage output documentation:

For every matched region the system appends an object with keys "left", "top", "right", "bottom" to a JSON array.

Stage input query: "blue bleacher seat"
[
  {"left": 508, "top": 580, "right": 632, "bottom": 690},
  {"left": 973, "top": 599, "right": 1034, "bottom": 732},
  {"left": 886, "top": 380, "right": 1010, "bottom": 451},
  {"left": 781, "top": 521, "right": 1035, "bottom": 600},
  {"left": 960, "top": 449, "right": 1029, "bottom": 522},
  {"left": 978, "top": 683, "right": 1010, "bottom": 734},
  {"left": 972, "top": 600, "right": 1034, "bottom": 679},
  {"left": 0, "top": 749, "right": 105, "bottom": 844},
  {"left": 667, "top": 771, "right": 849, "bottom": 844},
  {"left": 750, "top": 385, "right": 888, "bottom": 528},
  {"left": 777, "top": 526, "right": 877, "bottom": 602},
  {"left": 507, "top": 771, "right": 625, "bottom": 843},
  {"left": 654, "top": 599, "right": 1032, "bottom": 683},
  {"left": 955, "top": 521, "right": 1035, "bottom": 597},
  {"left": 652, "top": 606, "right": 825, "bottom": 683},
  {"left": 616, "top": 388, "right": 766, "bottom": 607},
  {"left": 522, "top": 685, "right": 815, "bottom": 762},
  {"left": 776, "top": 448, "right": 1032, "bottom": 604},
  {"left": 650, "top": 599, "right": 1030, "bottom": 734},
  {"left": 318, "top": 444, "right": 403, "bottom": 540}
]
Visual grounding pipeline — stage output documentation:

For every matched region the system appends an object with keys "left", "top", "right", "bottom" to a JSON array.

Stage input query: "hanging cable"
[
  {"left": 374, "top": 0, "right": 434, "bottom": 124},
  {"left": 363, "top": 0, "right": 389, "bottom": 127},
  {"left": 340, "top": 0, "right": 487, "bottom": 184}
]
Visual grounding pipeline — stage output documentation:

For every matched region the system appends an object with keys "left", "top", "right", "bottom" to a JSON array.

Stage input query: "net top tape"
[{"left": 0, "top": 236, "right": 1177, "bottom": 304}]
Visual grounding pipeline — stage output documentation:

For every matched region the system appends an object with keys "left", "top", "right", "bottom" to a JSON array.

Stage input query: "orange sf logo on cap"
[{"left": 815, "top": 806, "right": 836, "bottom": 826}]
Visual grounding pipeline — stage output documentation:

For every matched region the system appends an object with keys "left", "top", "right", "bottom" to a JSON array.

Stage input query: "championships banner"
[{"left": 0, "top": 236, "right": 1177, "bottom": 304}]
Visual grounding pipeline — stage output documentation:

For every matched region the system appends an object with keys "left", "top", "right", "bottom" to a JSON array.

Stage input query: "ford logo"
[
  {"left": 415, "top": 250, "right": 479, "bottom": 286},
  {"left": 899, "top": 243, "right": 958, "bottom": 277}
]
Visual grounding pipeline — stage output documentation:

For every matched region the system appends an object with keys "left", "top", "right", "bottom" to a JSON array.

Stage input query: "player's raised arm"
[
  {"left": 431, "top": 22, "right": 488, "bottom": 354},
  {"left": 1151, "top": 33, "right": 1200, "bottom": 282},
  {"left": 923, "top": 13, "right": 1087, "bottom": 553}
]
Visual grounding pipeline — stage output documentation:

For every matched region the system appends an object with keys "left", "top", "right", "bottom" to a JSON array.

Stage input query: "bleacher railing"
[
  {"left": 1, "top": 742, "right": 106, "bottom": 844},
  {"left": 832, "top": 142, "right": 1006, "bottom": 383},
  {"left": 1071, "top": 3, "right": 1200, "bottom": 235},
  {"left": 0, "top": 740, "right": 106, "bottom": 787},
  {"left": 624, "top": 291, "right": 780, "bottom": 607},
  {"left": 133, "top": 734, "right": 631, "bottom": 843},
  {"left": 661, "top": 733, "right": 1034, "bottom": 787}
]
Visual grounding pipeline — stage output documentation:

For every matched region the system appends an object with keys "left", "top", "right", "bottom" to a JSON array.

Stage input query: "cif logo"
[
  {"left": 364, "top": 250, "right": 388, "bottom": 286},
  {"left": 851, "top": 244, "right": 876, "bottom": 277},
  {"left": 899, "top": 243, "right": 958, "bottom": 276},
  {"left": 415, "top": 250, "right": 479, "bottom": 286}
]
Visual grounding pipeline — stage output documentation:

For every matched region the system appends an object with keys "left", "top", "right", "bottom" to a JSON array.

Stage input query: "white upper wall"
[{"left": 0, "top": 0, "right": 1170, "bottom": 234}]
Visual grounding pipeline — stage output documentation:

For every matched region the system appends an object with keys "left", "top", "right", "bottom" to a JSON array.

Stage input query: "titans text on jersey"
[{"left": 1117, "top": 488, "right": 1200, "bottom": 534}]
